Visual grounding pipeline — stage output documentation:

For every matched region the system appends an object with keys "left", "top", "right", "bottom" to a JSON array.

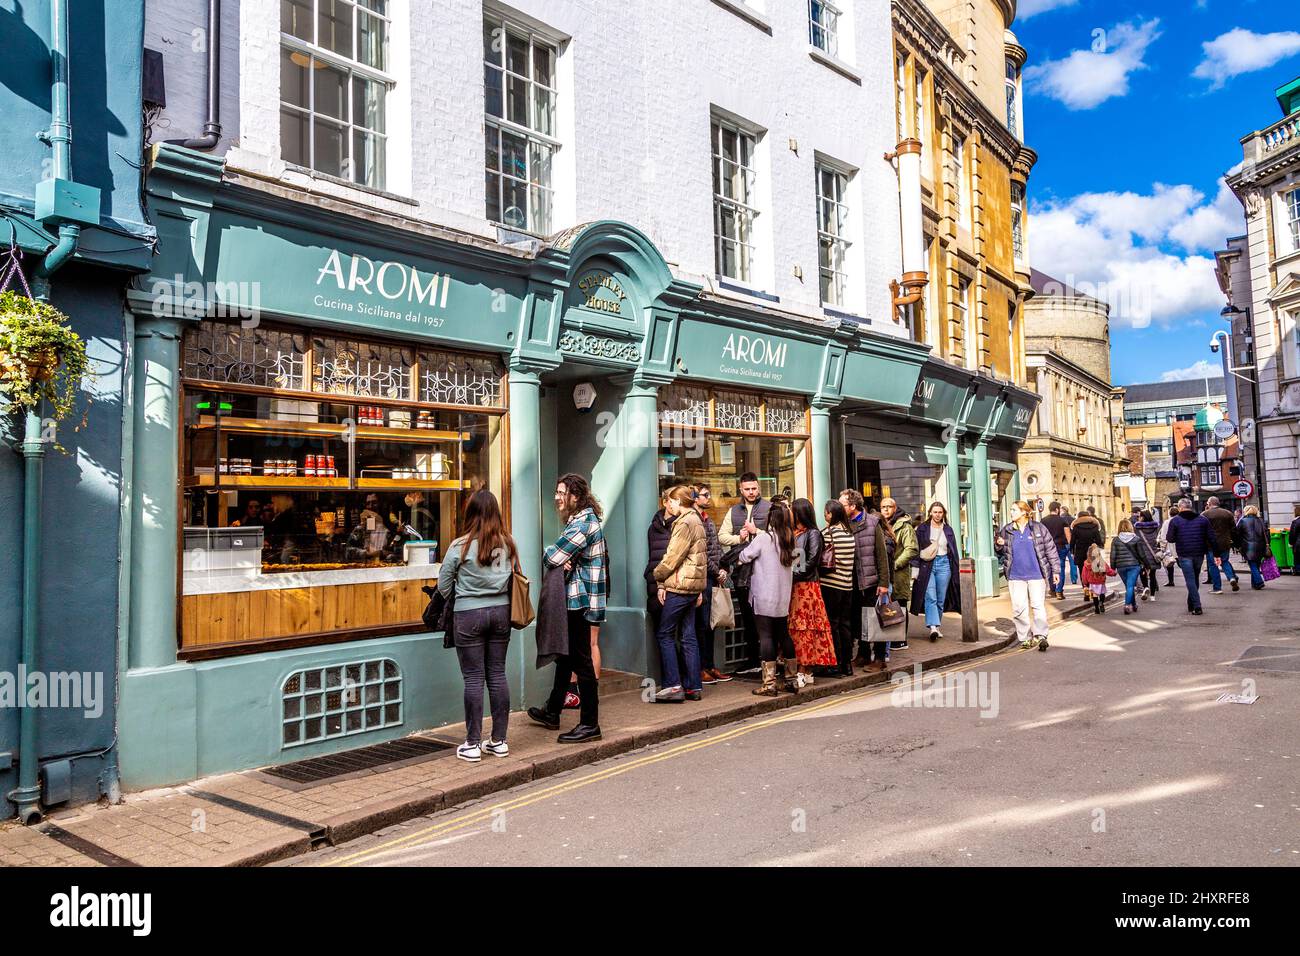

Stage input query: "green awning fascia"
[{"left": 1277, "top": 76, "right": 1300, "bottom": 116}]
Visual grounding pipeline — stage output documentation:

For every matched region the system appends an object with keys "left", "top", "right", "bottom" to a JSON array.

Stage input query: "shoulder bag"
[{"left": 510, "top": 554, "right": 536, "bottom": 630}]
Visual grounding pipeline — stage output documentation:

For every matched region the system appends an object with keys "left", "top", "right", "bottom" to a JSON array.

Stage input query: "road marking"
[{"left": 321, "top": 644, "right": 1032, "bottom": 867}]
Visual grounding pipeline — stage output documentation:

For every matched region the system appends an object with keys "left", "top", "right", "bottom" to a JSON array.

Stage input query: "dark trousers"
[
  {"left": 891, "top": 597, "right": 909, "bottom": 648},
  {"left": 1139, "top": 566, "right": 1159, "bottom": 596},
  {"left": 453, "top": 605, "right": 512, "bottom": 746},
  {"left": 736, "top": 586, "right": 759, "bottom": 665},
  {"left": 849, "top": 585, "right": 864, "bottom": 655},
  {"left": 822, "top": 585, "right": 854, "bottom": 672},
  {"left": 1177, "top": 556, "right": 1205, "bottom": 612},
  {"left": 695, "top": 577, "right": 716, "bottom": 671},
  {"left": 1165, "top": 562, "right": 1176, "bottom": 586},
  {"left": 755, "top": 613, "right": 794, "bottom": 662},
  {"left": 546, "top": 610, "right": 599, "bottom": 726}
]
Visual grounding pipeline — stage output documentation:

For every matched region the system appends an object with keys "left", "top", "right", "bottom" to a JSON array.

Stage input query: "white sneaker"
[
  {"left": 481, "top": 740, "right": 509, "bottom": 757},
  {"left": 456, "top": 742, "right": 482, "bottom": 763}
]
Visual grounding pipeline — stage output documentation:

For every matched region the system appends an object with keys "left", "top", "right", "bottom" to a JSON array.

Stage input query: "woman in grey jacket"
[
  {"left": 738, "top": 501, "right": 797, "bottom": 697},
  {"left": 438, "top": 490, "right": 516, "bottom": 763}
]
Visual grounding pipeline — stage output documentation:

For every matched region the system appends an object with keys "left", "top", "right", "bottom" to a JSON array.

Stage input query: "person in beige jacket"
[{"left": 651, "top": 485, "right": 708, "bottom": 702}]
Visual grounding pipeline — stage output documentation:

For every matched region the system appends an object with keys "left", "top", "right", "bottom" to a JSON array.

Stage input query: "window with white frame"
[
  {"left": 957, "top": 276, "right": 975, "bottom": 370},
  {"left": 914, "top": 68, "right": 927, "bottom": 141},
  {"left": 816, "top": 162, "right": 851, "bottom": 307},
  {"left": 1005, "top": 58, "right": 1018, "bottom": 138},
  {"left": 483, "top": 14, "right": 559, "bottom": 235},
  {"left": 712, "top": 118, "right": 759, "bottom": 282},
  {"left": 895, "top": 51, "right": 907, "bottom": 140},
  {"left": 952, "top": 133, "right": 968, "bottom": 227},
  {"left": 280, "top": 0, "right": 391, "bottom": 189},
  {"left": 1011, "top": 181, "right": 1025, "bottom": 259},
  {"left": 808, "top": 1, "right": 840, "bottom": 57},
  {"left": 1287, "top": 186, "right": 1300, "bottom": 251}
]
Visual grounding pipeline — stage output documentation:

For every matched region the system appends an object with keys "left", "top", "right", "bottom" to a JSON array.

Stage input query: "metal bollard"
[{"left": 959, "top": 557, "right": 979, "bottom": 642}]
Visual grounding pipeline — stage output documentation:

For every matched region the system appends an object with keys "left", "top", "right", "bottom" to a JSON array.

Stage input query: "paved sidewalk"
[{"left": 0, "top": 586, "right": 1102, "bottom": 867}]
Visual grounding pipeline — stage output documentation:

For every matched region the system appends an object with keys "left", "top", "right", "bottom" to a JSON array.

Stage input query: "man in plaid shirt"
[{"left": 529, "top": 473, "right": 608, "bottom": 742}]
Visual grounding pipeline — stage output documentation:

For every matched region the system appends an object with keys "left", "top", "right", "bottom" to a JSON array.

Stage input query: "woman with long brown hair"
[
  {"left": 437, "top": 489, "right": 517, "bottom": 763},
  {"left": 738, "top": 498, "right": 797, "bottom": 696},
  {"left": 788, "top": 497, "right": 837, "bottom": 687}
]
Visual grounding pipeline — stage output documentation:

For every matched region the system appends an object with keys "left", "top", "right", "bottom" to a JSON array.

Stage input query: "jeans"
[
  {"left": 1247, "top": 559, "right": 1264, "bottom": 588},
  {"left": 821, "top": 585, "right": 854, "bottom": 671},
  {"left": 695, "top": 579, "right": 716, "bottom": 671},
  {"left": 1177, "top": 556, "right": 1205, "bottom": 612},
  {"left": 546, "top": 610, "right": 600, "bottom": 726},
  {"left": 657, "top": 590, "right": 701, "bottom": 692},
  {"left": 1053, "top": 546, "right": 1071, "bottom": 595},
  {"left": 453, "top": 604, "right": 512, "bottom": 746},
  {"left": 1119, "top": 566, "right": 1141, "bottom": 607},
  {"left": 1207, "top": 550, "right": 1237, "bottom": 590},
  {"left": 924, "top": 554, "right": 952, "bottom": 628},
  {"left": 1064, "top": 548, "right": 1078, "bottom": 585},
  {"left": 1008, "top": 578, "right": 1048, "bottom": 642}
]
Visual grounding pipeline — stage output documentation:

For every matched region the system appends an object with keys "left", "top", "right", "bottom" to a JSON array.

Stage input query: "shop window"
[
  {"left": 815, "top": 160, "right": 852, "bottom": 308},
  {"left": 180, "top": 321, "right": 506, "bottom": 655},
  {"left": 808, "top": 0, "right": 840, "bottom": 57},
  {"left": 281, "top": 658, "right": 401, "bottom": 747},
  {"left": 280, "top": 0, "right": 391, "bottom": 189},
  {"left": 712, "top": 117, "right": 759, "bottom": 283},
  {"left": 483, "top": 13, "right": 559, "bottom": 234},
  {"left": 658, "top": 384, "right": 809, "bottom": 520}
]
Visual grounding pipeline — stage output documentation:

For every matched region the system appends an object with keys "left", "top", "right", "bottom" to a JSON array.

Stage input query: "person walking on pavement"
[
  {"left": 1158, "top": 507, "right": 1178, "bottom": 587},
  {"left": 1289, "top": 505, "right": 1300, "bottom": 576},
  {"left": 995, "top": 500, "right": 1060, "bottom": 651},
  {"left": 1202, "top": 496, "right": 1241, "bottom": 594},
  {"left": 1086, "top": 505, "right": 1107, "bottom": 542},
  {"left": 438, "top": 490, "right": 516, "bottom": 763},
  {"left": 1234, "top": 505, "right": 1270, "bottom": 590},
  {"left": 1110, "top": 518, "right": 1159, "bottom": 615},
  {"left": 650, "top": 485, "right": 708, "bottom": 703},
  {"left": 692, "top": 483, "right": 732, "bottom": 684},
  {"left": 1081, "top": 544, "right": 1116, "bottom": 614},
  {"left": 1070, "top": 509, "right": 1105, "bottom": 603},
  {"left": 820, "top": 499, "right": 858, "bottom": 676},
  {"left": 1134, "top": 509, "right": 1162, "bottom": 601},
  {"left": 528, "top": 473, "right": 608, "bottom": 743},
  {"left": 838, "top": 489, "right": 892, "bottom": 671},
  {"left": 912, "top": 502, "right": 961, "bottom": 642},
  {"left": 880, "top": 497, "right": 918, "bottom": 649},
  {"left": 1041, "top": 501, "right": 1073, "bottom": 599},
  {"left": 738, "top": 499, "right": 797, "bottom": 696},
  {"left": 1060, "top": 506, "right": 1080, "bottom": 586},
  {"left": 1165, "top": 497, "right": 1213, "bottom": 615},
  {"left": 718, "top": 472, "right": 771, "bottom": 668},
  {"left": 789, "top": 498, "right": 837, "bottom": 687}
]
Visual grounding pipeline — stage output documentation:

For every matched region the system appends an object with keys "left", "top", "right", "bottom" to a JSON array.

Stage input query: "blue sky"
[{"left": 1012, "top": 0, "right": 1300, "bottom": 385}]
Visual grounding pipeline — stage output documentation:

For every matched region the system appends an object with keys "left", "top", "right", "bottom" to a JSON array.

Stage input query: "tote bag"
[
  {"left": 710, "top": 585, "right": 735, "bottom": 629},
  {"left": 510, "top": 557, "right": 536, "bottom": 630},
  {"left": 1261, "top": 555, "right": 1281, "bottom": 582}
]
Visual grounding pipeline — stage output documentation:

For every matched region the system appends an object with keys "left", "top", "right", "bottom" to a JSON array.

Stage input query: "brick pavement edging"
[{"left": 218, "top": 629, "right": 1027, "bottom": 867}]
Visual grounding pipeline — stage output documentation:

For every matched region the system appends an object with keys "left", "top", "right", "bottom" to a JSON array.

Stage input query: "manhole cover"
[
  {"left": 1231, "top": 646, "right": 1300, "bottom": 673},
  {"left": 260, "top": 735, "right": 456, "bottom": 788}
]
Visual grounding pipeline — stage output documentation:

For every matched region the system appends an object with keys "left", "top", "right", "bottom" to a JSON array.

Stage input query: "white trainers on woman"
[{"left": 456, "top": 742, "right": 482, "bottom": 763}]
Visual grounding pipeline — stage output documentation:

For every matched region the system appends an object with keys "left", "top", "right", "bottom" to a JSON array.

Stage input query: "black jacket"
[
  {"left": 793, "top": 528, "right": 824, "bottom": 583},
  {"left": 1070, "top": 515, "right": 1105, "bottom": 568},
  {"left": 645, "top": 509, "right": 676, "bottom": 599},
  {"left": 1289, "top": 516, "right": 1300, "bottom": 550},
  {"left": 1234, "top": 515, "right": 1269, "bottom": 563}
]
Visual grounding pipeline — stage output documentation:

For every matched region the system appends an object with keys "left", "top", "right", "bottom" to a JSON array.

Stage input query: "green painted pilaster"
[
  {"left": 129, "top": 316, "right": 183, "bottom": 669},
  {"left": 507, "top": 361, "right": 548, "bottom": 703},
  {"left": 619, "top": 373, "right": 666, "bottom": 675},
  {"left": 1010, "top": 469, "right": 1022, "bottom": 506},
  {"left": 971, "top": 439, "right": 997, "bottom": 597},
  {"left": 945, "top": 436, "right": 963, "bottom": 553},
  {"left": 810, "top": 401, "right": 834, "bottom": 512}
]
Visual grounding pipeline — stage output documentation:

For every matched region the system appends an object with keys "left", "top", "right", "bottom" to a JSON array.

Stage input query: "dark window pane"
[
  {"left": 352, "top": 75, "right": 385, "bottom": 132},
  {"left": 506, "top": 32, "right": 528, "bottom": 75},
  {"left": 281, "top": 107, "right": 309, "bottom": 166},
  {"left": 282, "top": 0, "right": 313, "bottom": 42},
  {"left": 507, "top": 74, "right": 528, "bottom": 126},
  {"left": 485, "top": 170, "right": 502, "bottom": 224},
  {"left": 484, "top": 64, "right": 503, "bottom": 118},
  {"left": 314, "top": 120, "right": 345, "bottom": 177},
  {"left": 533, "top": 44, "right": 553, "bottom": 86},
  {"left": 314, "top": 62, "right": 348, "bottom": 120},
  {"left": 501, "top": 130, "right": 527, "bottom": 179},
  {"left": 356, "top": 10, "right": 386, "bottom": 70},
  {"left": 318, "top": 0, "right": 353, "bottom": 59},
  {"left": 485, "top": 125, "right": 499, "bottom": 171},
  {"left": 502, "top": 177, "right": 528, "bottom": 230},
  {"left": 352, "top": 129, "right": 385, "bottom": 188},
  {"left": 483, "top": 18, "right": 501, "bottom": 64},
  {"left": 281, "top": 48, "right": 311, "bottom": 108}
]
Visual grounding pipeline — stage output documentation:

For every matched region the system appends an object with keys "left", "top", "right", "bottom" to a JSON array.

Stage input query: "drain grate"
[
  {"left": 1231, "top": 645, "right": 1300, "bottom": 673},
  {"left": 260, "top": 735, "right": 456, "bottom": 787}
]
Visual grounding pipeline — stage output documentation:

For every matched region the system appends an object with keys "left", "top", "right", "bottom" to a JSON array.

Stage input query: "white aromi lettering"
[
  {"left": 49, "top": 886, "right": 152, "bottom": 937},
  {"left": 316, "top": 250, "right": 452, "bottom": 307},
  {"left": 722, "top": 333, "right": 788, "bottom": 369}
]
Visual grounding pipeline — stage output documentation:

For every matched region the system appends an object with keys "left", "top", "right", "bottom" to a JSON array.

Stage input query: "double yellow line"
[{"left": 320, "top": 644, "right": 1027, "bottom": 866}]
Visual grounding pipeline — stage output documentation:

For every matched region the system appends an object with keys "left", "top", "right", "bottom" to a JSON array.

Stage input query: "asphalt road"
[{"left": 294, "top": 570, "right": 1300, "bottom": 867}]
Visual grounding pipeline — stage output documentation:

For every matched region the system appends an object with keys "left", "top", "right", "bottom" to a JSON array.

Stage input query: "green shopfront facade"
[{"left": 119, "top": 145, "right": 1031, "bottom": 789}]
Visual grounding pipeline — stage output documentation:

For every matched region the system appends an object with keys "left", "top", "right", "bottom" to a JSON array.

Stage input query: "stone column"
[
  {"left": 944, "top": 435, "right": 963, "bottom": 553},
  {"left": 971, "top": 438, "right": 998, "bottom": 597},
  {"left": 129, "top": 315, "right": 183, "bottom": 669},
  {"left": 810, "top": 401, "right": 834, "bottom": 512},
  {"left": 622, "top": 376, "right": 662, "bottom": 603}
]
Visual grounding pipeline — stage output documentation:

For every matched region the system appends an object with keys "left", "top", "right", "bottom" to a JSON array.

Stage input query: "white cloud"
[
  {"left": 1018, "top": 0, "right": 1077, "bottom": 18},
  {"left": 1030, "top": 181, "right": 1239, "bottom": 330},
  {"left": 1160, "top": 360, "right": 1220, "bottom": 382},
  {"left": 1025, "top": 19, "right": 1161, "bottom": 110},
  {"left": 1193, "top": 29, "right": 1300, "bottom": 89}
]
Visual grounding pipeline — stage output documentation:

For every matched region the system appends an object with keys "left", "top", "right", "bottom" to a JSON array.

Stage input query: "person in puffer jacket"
[
  {"left": 644, "top": 496, "right": 677, "bottom": 631},
  {"left": 1133, "top": 510, "right": 1162, "bottom": 601},
  {"left": 1233, "top": 505, "right": 1270, "bottom": 590},
  {"left": 1165, "top": 498, "right": 1212, "bottom": 614},
  {"left": 1110, "top": 518, "right": 1158, "bottom": 614},
  {"left": 651, "top": 485, "right": 708, "bottom": 702}
]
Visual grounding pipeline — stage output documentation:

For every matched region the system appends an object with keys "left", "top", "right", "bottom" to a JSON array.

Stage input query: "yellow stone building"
[{"left": 891, "top": 0, "right": 1036, "bottom": 385}]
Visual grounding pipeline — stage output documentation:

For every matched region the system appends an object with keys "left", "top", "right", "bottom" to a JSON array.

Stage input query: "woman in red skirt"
[{"left": 789, "top": 498, "right": 838, "bottom": 686}]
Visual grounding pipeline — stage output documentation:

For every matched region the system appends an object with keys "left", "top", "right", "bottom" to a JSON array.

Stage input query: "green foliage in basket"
[{"left": 0, "top": 290, "right": 91, "bottom": 427}]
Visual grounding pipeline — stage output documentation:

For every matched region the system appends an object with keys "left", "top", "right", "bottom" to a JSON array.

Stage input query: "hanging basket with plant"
[{"left": 0, "top": 288, "right": 90, "bottom": 426}]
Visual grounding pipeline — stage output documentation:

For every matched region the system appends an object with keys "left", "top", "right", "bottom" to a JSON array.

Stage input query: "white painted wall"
[{"left": 145, "top": 0, "right": 905, "bottom": 331}]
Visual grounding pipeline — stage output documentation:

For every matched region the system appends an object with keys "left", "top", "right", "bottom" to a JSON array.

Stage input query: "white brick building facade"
[{"left": 146, "top": 0, "right": 905, "bottom": 332}]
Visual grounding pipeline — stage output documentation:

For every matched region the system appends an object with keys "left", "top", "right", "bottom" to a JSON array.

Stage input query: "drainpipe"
[{"left": 165, "top": 0, "right": 222, "bottom": 150}]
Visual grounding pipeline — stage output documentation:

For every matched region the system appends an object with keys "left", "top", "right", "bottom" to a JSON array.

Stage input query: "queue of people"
[{"left": 436, "top": 474, "right": 1290, "bottom": 764}]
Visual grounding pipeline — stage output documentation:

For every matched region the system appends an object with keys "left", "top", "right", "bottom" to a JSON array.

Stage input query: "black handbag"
[{"left": 422, "top": 584, "right": 456, "bottom": 648}]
